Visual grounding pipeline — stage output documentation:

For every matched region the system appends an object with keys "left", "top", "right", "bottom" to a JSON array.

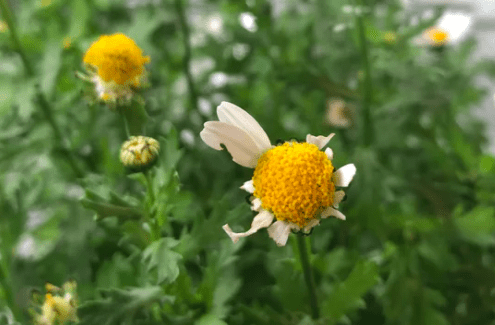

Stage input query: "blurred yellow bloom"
[
  {"left": 383, "top": 31, "right": 397, "bottom": 44},
  {"left": 200, "top": 102, "right": 356, "bottom": 246},
  {"left": 424, "top": 27, "right": 449, "bottom": 46},
  {"left": 62, "top": 37, "right": 71, "bottom": 49},
  {"left": 40, "top": 0, "right": 52, "bottom": 7},
  {"left": 120, "top": 136, "right": 160, "bottom": 170},
  {"left": 0, "top": 21, "right": 8, "bottom": 33},
  {"left": 83, "top": 33, "right": 150, "bottom": 103},
  {"left": 34, "top": 281, "right": 78, "bottom": 325}
]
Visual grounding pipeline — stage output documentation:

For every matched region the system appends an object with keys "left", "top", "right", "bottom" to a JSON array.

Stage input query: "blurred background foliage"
[{"left": 1, "top": 0, "right": 495, "bottom": 324}]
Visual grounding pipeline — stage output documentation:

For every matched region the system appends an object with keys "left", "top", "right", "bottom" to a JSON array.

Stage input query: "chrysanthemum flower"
[
  {"left": 83, "top": 33, "right": 150, "bottom": 103},
  {"left": 424, "top": 27, "right": 449, "bottom": 47},
  {"left": 326, "top": 98, "right": 355, "bottom": 129},
  {"left": 34, "top": 281, "right": 78, "bottom": 325},
  {"left": 120, "top": 136, "right": 160, "bottom": 170},
  {"left": 200, "top": 102, "right": 356, "bottom": 246}
]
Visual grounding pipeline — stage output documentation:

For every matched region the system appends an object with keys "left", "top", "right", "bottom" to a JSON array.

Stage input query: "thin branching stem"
[
  {"left": 297, "top": 235, "right": 319, "bottom": 319},
  {"left": 354, "top": 0, "right": 374, "bottom": 146},
  {"left": 0, "top": 0, "right": 34, "bottom": 76}
]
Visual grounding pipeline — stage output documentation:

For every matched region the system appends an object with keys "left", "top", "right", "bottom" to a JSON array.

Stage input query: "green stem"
[
  {"left": 354, "top": 0, "right": 374, "bottom": 147},
  {"left": 0, "top": 0, "right": 33, "bottom": 76},
  {"left": 174, "top": 0, "right": 198, "bottom": 111},
  {"left": 296, "top": 235, "right": 319, "bottom": 319},
  {"left": 35, "top": 86, "right": 84, "bottom": 178},
  {"left": 0, "top": 259, "right": 23, "bottom": 322},
  {"left": 144, "top": 171, "right": 160, "bottom": 240}
]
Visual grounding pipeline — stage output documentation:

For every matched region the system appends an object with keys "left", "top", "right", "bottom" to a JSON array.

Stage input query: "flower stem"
[
  {"left": 353, "top": 0, "right": 374, "bottom": 147},
  {"left": 174, "top": 0, "right": 198, "bottom": 111},
  {"left": 144, "top": 170, "right": 160, "bottom": 241},
  {"left": 296, "top": 235, "right": 319, "bottom": 319},
  {"left": 0, "top": 0, "right": 34, "bottom": 76}
]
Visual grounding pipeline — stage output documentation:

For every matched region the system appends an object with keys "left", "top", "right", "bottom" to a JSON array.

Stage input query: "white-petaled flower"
[
  {"left": 326, "top": 98, "right": 355, "bottom": 129},
  {"left": 416, "top": 12, "right": 471, "bottom": 47},
  {"left": 120, "top": 136, "right": 160, "bottom": 171},
  {"left": 200, "top": 102, "right": 356, "bottom": 246},
  {"left": 33, "top": 281, "right": 78, "bottom": 325}
]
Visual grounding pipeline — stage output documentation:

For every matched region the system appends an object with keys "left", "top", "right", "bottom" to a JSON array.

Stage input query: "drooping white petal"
[
  {"left": 325, "top": 147, "right": 333, "bottom": 160},
  {"left": 321, "top": 207, "right": 346, "bottom": 220},
  {"left": 222, "top": 210, "right": 274, "bottom": 243},
  {"left": 267, "top": 220, "right": 294, "bottom": 246},
  {"left": 306, "top": 133, "right": 335, "bottom": 150},
  {"left": 251, "top": 198, "right": 262, "bottom": 211},
  {"left": 333, "top": 190, "right": 346, "bottom": 208},
  {"left": 217, "top": 102, "right": 272, "bottom": 152},
  {"left": 200, "top": 121, "right": 262, "bottom": 168},
  {"left": 332, "top": 164, "right": 356, "bottom": 187},
  {"left": 240, "top": 180, "right": 255, "bottom": 193},
  {"left": 303, "top": 219, "right": 320, "bottom": 233}
]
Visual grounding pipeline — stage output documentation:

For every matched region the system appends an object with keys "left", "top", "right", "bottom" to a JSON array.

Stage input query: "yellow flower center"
[
  {"left": 252, "top": 142, "right": 335, "bottom": 228},
  {"left": 426, "top": 28, "right": 448, "bottom": 45},
  {"left": 83, "top": 33, "right": 150, "bottom": 85}
]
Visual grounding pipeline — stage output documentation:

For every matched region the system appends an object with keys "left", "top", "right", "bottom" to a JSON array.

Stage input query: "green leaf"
[
  {"left": 142, "top": 238, "right": 182, "bottom": 284},
  {"left": 454, "top": 206, "right": 495, "bottom": 246},
  {"left": 79, "top": 287, "right": 173, "bottom": 325},
  {"left": 322, "top": 260, "right": 379, "bottom": 324},
  {"left": 195, "top": 314, "right": 228, "bottom": 325}
]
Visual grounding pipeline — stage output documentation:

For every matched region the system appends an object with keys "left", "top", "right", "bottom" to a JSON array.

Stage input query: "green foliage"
[{"left": 1, "top": 0, "right": 495, "bottom": 324}]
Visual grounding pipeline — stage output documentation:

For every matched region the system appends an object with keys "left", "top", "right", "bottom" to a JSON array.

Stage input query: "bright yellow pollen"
[
  {"left": 252, "top": 142, "right": 335, "bottom": 228},
  {"left": 83, "top": 33, "right": 150, "bottom": 85}
]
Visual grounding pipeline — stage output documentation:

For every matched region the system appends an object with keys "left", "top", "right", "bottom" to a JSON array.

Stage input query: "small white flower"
[{"left": 200, "top": 102, "right": 356, "bottom": 246}]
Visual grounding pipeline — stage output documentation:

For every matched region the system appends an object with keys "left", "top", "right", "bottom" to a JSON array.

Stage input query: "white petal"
[
  {"left": 222, "top": 210, "right": 274, "bottom": 243},
  {"left": 251, "top": 198, "right": 262, "bottom": 211},
  {"left": 240, "top": 180, "right": 255, "bottom": 193},
  {"left": 200, "top": 121, "right": 262, "bottom": 168},
  {"left": 325, "top": 147, "right": 333, "bottom": 160},
  {"left": 321, "top": 207, "right": 346, "bottom": 220},
  {"left": 333, "top": 190, "right": 346, "bottom": 208},
  {"left": 217, "top": 102, "right": 272, "bottom": 152},
  {"left": 303, "top": 219, "right": 320, "bottom": 233},
  {"left": 267, "top": 220, "right": 293, "bottom": 246},
  {"left": 306, "top": 133, "right": 335, "bottom": 150},
  {"left": 332, "top": 163, "right": 356, "bottom": 187}
]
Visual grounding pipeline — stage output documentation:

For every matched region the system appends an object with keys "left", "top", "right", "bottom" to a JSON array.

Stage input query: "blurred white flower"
[
  {"left": 206, "top": 14, "right": 224, "bottom": 36},
  {"left": 416, "top": 11, "right": 472, "bottom": 47},
  {"left": 239, "top": 12, "right": 258, "bottom": 32}
]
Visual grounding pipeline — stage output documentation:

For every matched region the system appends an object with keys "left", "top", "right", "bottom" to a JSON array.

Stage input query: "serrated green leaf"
[{"left": 142, "top": 238, "right": 182, "bottom": 284}]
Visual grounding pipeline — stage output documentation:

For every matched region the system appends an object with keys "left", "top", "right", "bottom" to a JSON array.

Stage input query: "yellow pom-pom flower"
[
  {"left": 424, "top": 27, "right": 449, "bottom": 46},
  {"left": 120, "top": 136, "right": 160, "bottom": 170},
  {"left": 34, "top": 282, "right": 78, "bottom": 325},
  {"left": 200, "top": 102, "right": 356, "bottom": 246},
  {"left": 83, "top": 33, "right": 150, "bottom": 103}
]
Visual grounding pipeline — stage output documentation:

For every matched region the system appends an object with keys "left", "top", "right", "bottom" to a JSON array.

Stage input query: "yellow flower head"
[
  {"left": 120, "top": 136, "right": 160, "bottom": 170},
  {"left": 0, "top": 21, "right": 8, "bottom": 33},
  {"left": 424, "top": 27, "right": 449, "bottom": 46},
  {"left": 200, "top": 102, "right": 356, "bottom": 246},
  {"left": 34, "top": 282, "right": 78, "bottom": 325},
  {"left": 83, "top": 33, "right": 150, "bottom": 85}
]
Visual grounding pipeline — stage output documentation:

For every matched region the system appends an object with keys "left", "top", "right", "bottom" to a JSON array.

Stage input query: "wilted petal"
[
  {"left": 200, "top": 121, "right": 262, "bottom": 168},
  {"left": 333, "top": 190, "right": 346, "bottom": 208},
  {"left": 332, "top": 164, "right": 356, "bottom": 187},
  {"left": 267, "top": 220, "right": 293, "bottom": 246},
  {"left": 306, "top": 133, "right": 335, "bottom": 150},
  {"left": 303, "top": 219, "right": 320, "bottom": 233},
  {"left": 325, "top": 147, "right": 333, "bottom": 160},
  {"left": 217, "top": 102, "right": 272, "bottom": 153},
  {"left": 240, "top": 180, "right": 255, "bottom": 193},
  {"left": 321, "top": 207, "right": 346, "bottom": 220},
  {"left": 222, "top": 210, "right": 274, "bottom": 243}
]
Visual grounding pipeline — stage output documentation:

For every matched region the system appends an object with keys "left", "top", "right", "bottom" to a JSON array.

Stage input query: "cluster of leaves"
[{"left": 1, "top": 0, "right": 495, "bottom": 324}]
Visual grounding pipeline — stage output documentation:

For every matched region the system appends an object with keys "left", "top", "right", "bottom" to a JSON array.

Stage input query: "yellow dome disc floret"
[
  {"left": 83, "top": 33, "right": 150, "bottom": 86},
  {"left": 252, "top": 142, "right": 335, "bottom": 228},
  {"left": 425, "top": 28, "right": 449, "bottom": 46}
]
